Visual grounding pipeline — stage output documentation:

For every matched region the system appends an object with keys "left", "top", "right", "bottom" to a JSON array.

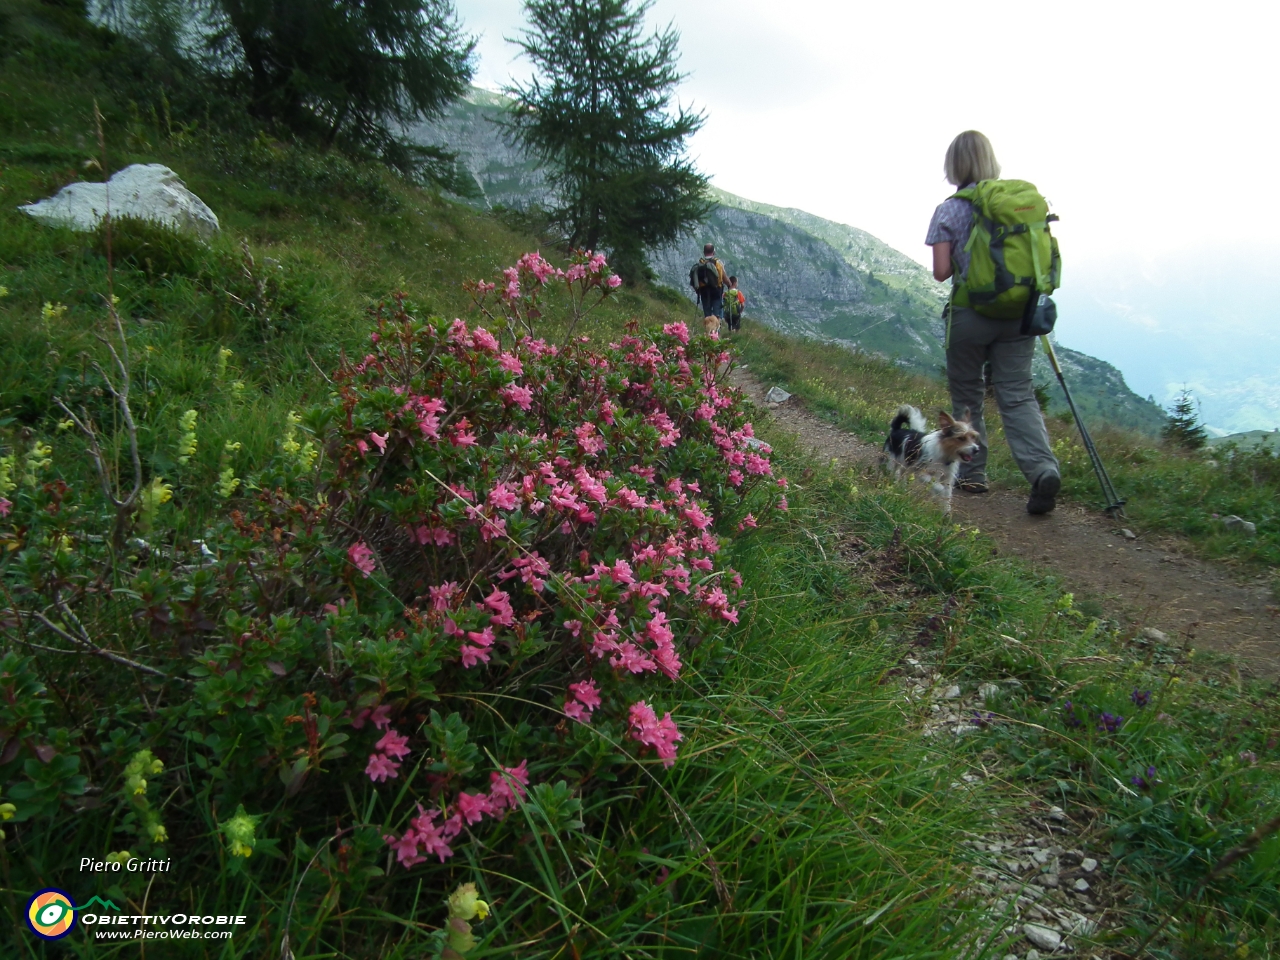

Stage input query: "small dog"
[
  {"left": 882, "top": 405, "right": 981, "bottom": 515},
  {"left": 702, "top": 314, "right": 722, "bottom": 337}
]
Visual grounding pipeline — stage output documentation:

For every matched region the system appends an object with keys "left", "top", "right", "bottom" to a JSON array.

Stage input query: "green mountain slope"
[{"left": 413, "top": 88, "right": 1167, "bottom": 434}]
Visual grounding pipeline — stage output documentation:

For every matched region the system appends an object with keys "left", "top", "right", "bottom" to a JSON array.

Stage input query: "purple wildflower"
[
  {"left": 1062, "top": 701, "right": 1084, "bottom": 729},
  {"left": 1098, "top": 712, "right": 1125, "bottom": 734},
  {"left": 1130, "top": 688, "right": 1152, "bottom": 709},
  {"left": 1131, "top": 765, "right": 1158, "bottom": 790},
  {"left": 970, "top": 712, "right": 996, "bottom": 728}
]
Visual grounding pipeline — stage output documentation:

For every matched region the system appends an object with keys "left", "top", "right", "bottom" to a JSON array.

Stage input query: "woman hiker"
[{"left": 925, "top": 130, "right": 1061, "bottom": 515}]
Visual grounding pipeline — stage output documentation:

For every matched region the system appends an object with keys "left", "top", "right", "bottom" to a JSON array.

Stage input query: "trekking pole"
[{"left": 1040, "top": 336, "right": 1126, "bottom": 517}]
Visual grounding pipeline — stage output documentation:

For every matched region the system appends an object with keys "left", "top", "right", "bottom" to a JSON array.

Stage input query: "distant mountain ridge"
[{"left": 411, "top": 87, "right": 1167, "bottom": 434}]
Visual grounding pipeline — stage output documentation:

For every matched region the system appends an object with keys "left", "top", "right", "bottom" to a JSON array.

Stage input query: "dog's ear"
[{"left": 937, "top": 410, "right": 955, "bottom": 427}]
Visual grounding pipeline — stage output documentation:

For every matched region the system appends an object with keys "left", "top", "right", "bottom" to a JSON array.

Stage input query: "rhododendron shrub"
[
  {"left": 0, "top": 252, "right": 784, "bottom": 886},
  {"left": 314, "top": 292, "right": 784, "bottom": 798}
]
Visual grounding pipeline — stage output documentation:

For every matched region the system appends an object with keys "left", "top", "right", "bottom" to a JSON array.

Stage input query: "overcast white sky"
[{"left": 458, "top": 0, "right": 1280, "bottom": 431}]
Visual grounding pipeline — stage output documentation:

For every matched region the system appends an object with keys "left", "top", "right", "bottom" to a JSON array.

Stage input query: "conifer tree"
[
  {"left": 211, "top": 0, "right": 475, "bottom": 177},
  {"left": 506, "top": 0, "right": 711, "bottom": 282},
  {"left": 1162, "top": 388, "right": 1209, "bottom": 450}
]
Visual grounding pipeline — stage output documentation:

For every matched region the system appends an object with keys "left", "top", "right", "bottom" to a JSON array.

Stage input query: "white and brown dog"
[{"left": 882, "top": 405, "right": 981, "bottom": 515}]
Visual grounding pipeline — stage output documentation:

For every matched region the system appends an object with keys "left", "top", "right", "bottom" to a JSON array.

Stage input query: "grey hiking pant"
[{"left": 945, "top": 306, "right": 1059, "bottom": 486}]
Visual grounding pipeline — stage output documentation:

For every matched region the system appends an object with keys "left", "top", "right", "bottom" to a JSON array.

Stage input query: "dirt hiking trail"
[{"left": 730, "top": 365, "right": 1280, "bottom": 679}]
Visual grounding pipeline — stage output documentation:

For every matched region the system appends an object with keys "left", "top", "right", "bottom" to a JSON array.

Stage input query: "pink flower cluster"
[
  {"left": 329, "top": 269, "right": 785, "bottom": 827},
  {"left": 563, "top": 679, "right": 602, "bottom": 723},
  {"left": 628, "top": 701, "right": 683, "bottom": 767},
  {"left": 347, "top": 541, "right": 376, "bottom": 578},
  {"left": 382, "top": 760, "right": 530, "bottom": 867},
  {"left": 465, "top": 250, "right": 622, "bottom": 340}
]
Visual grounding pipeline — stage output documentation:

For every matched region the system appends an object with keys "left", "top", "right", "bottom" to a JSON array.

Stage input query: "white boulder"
[
  {"left": 1222, "top": 515, "right": 1257, "bottom": 536},
  {"left": 19, "top": 164, "right": 219, "bottom": 239}
]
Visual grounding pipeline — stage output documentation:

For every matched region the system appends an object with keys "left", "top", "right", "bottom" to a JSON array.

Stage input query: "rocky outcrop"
[
  {"left": 19, "top": 164, "right": 220, "bottom": 239},
  {"left": 405, "top": 89, "right": 554, "bottom": 210}
]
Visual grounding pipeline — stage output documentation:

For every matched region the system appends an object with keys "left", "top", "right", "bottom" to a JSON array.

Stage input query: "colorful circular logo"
[{"left": 26, "top": 888, "right": 77, "bottom": 940}]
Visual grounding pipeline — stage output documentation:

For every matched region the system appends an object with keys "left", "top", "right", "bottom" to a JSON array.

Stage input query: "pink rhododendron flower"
[
  {"left": 366, "top": 752, "right": 400, "bottom": 782},
  {"left": 737, "top": 513, "right": 758, "bottom": 531},
  {"left": 607, "top": 274, "right": 622, "bottom": 288},
  {"left": 488, "top": 760, "right": 530, "bottom": 812},
  {"left": 460, "top": 644, "right": 492, "bottom": 668},
  {"left": 370, "top": 704, "right": 393, "bottom": 729},
  {"left": 777, "top": 496, "right": 789, "bottom": 511},
  {"left": 370, "top": 431, "right": 388, "bottom": 453},
  {"left": 348, "top": 541, "right": 376, "bottom": 578},
  {"left": 415, "top": 525, "right": 456, "bottom": 546},
  {"left": 569, "top": 679, "right": 602, "bottom": 710},
  {"left": 500, "top": 383, "right": 534, "bottom": 410},
  {"left": 429, "top": 581, "right": 460, "bottom": 610},
  {"left": 449, "top": 318, "right": 470, "bottom": 343},
  {"left": 575, "top": 422, "right": 606, "bottom": 456},
  {"left": 488, "top": 483, "right": 519, "bottom": 511},
  {"left": 662, "top": 321, "right": 690, "bottom": 344},
  {"left": 471, "top": 327, "right": 499, "bottom": 352},
  {"left": 386, "top": 830, "right": 426, "bottom": 867},
  {"left": 682, "top": 504, "right": 711, "bottom": 530},
  {"left": 450, "top": 420, "right": 478, "bottom": 447},
  {"left": 376, "top": 729, "right": 411, "bottom": 760},
  {"left": 498, "top": 351, "right": 524, "bottom": 375},
  {"left": 483, "top": 588, "right": 514, "bottom": 626},
  {"left": 356, "top": 439, "right": 369, "bottom": 455},
  {"left": 627, "top": 701, "right": 683, "bottom": 767},
  {"left": 612, "top": 641, "right": 657, "bottom": 674},
  {"left": 456, "top": 790, "right": 494, "bottom": 825}
]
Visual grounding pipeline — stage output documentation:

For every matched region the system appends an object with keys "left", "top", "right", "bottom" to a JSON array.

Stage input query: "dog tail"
[{"left": 891, "top": 405, "right": 926, "bottom": 433}]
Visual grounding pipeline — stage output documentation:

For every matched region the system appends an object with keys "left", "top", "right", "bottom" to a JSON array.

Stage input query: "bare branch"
[{"left": 29, "top": 609, "right": 183, "bottom": 683}]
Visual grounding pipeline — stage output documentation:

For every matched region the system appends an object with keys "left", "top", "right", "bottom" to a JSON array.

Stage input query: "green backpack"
[{"left": 951, "top": 179, "right": 1061, "bottom": 321}]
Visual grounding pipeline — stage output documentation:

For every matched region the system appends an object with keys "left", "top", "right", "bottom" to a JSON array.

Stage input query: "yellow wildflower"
[
  {"left": 221, "top": 805, "right": 261, "bottom": 858},
  {"left": 0, "top": 454, "right": 15, "bottom": 497},
  {"left": 176, "top": 409, "right": 198, "bottom": 465},
  {"left": 24, "top": 442, "right": 52, "bottom": 486}
]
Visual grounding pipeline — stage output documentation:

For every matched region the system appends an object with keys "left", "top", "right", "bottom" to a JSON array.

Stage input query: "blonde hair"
[{"left": 944, "top": 131, "right": 1000, "bottom": 186}]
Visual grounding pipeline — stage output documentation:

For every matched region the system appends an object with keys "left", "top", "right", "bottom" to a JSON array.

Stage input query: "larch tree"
[
  {"left": 505, "top": 0, "right": 711, "bottom": 282},
  {"left": 210, "top": 0, "right": 476, "bottom": 178}
]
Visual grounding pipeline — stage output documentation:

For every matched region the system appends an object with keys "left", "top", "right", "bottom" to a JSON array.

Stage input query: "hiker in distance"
[
  {"left": 723, "top": 275, "right": 745, "bottom": 332},
  {"left": 690, "top": 243, "right": 729, "bottom": 331},
  {"left": 926, "top": 130, "right": 1063, "bottom": 514}
]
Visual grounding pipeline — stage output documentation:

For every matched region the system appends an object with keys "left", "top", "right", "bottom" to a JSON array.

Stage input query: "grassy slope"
[
  {"left": 734, "top": 323, "right": 1280, "bottom": 576},
  {"left": 1, "top": 10, "right": 1278, "bottom": 959}
]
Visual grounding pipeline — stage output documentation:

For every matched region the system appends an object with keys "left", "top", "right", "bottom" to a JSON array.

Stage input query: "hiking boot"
[
  {"left": 955, "top": 478, "right": 989, "bottom": 494},
  {"left": 1027, "top": 472, "right": 1061, "bottom": 515}
]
